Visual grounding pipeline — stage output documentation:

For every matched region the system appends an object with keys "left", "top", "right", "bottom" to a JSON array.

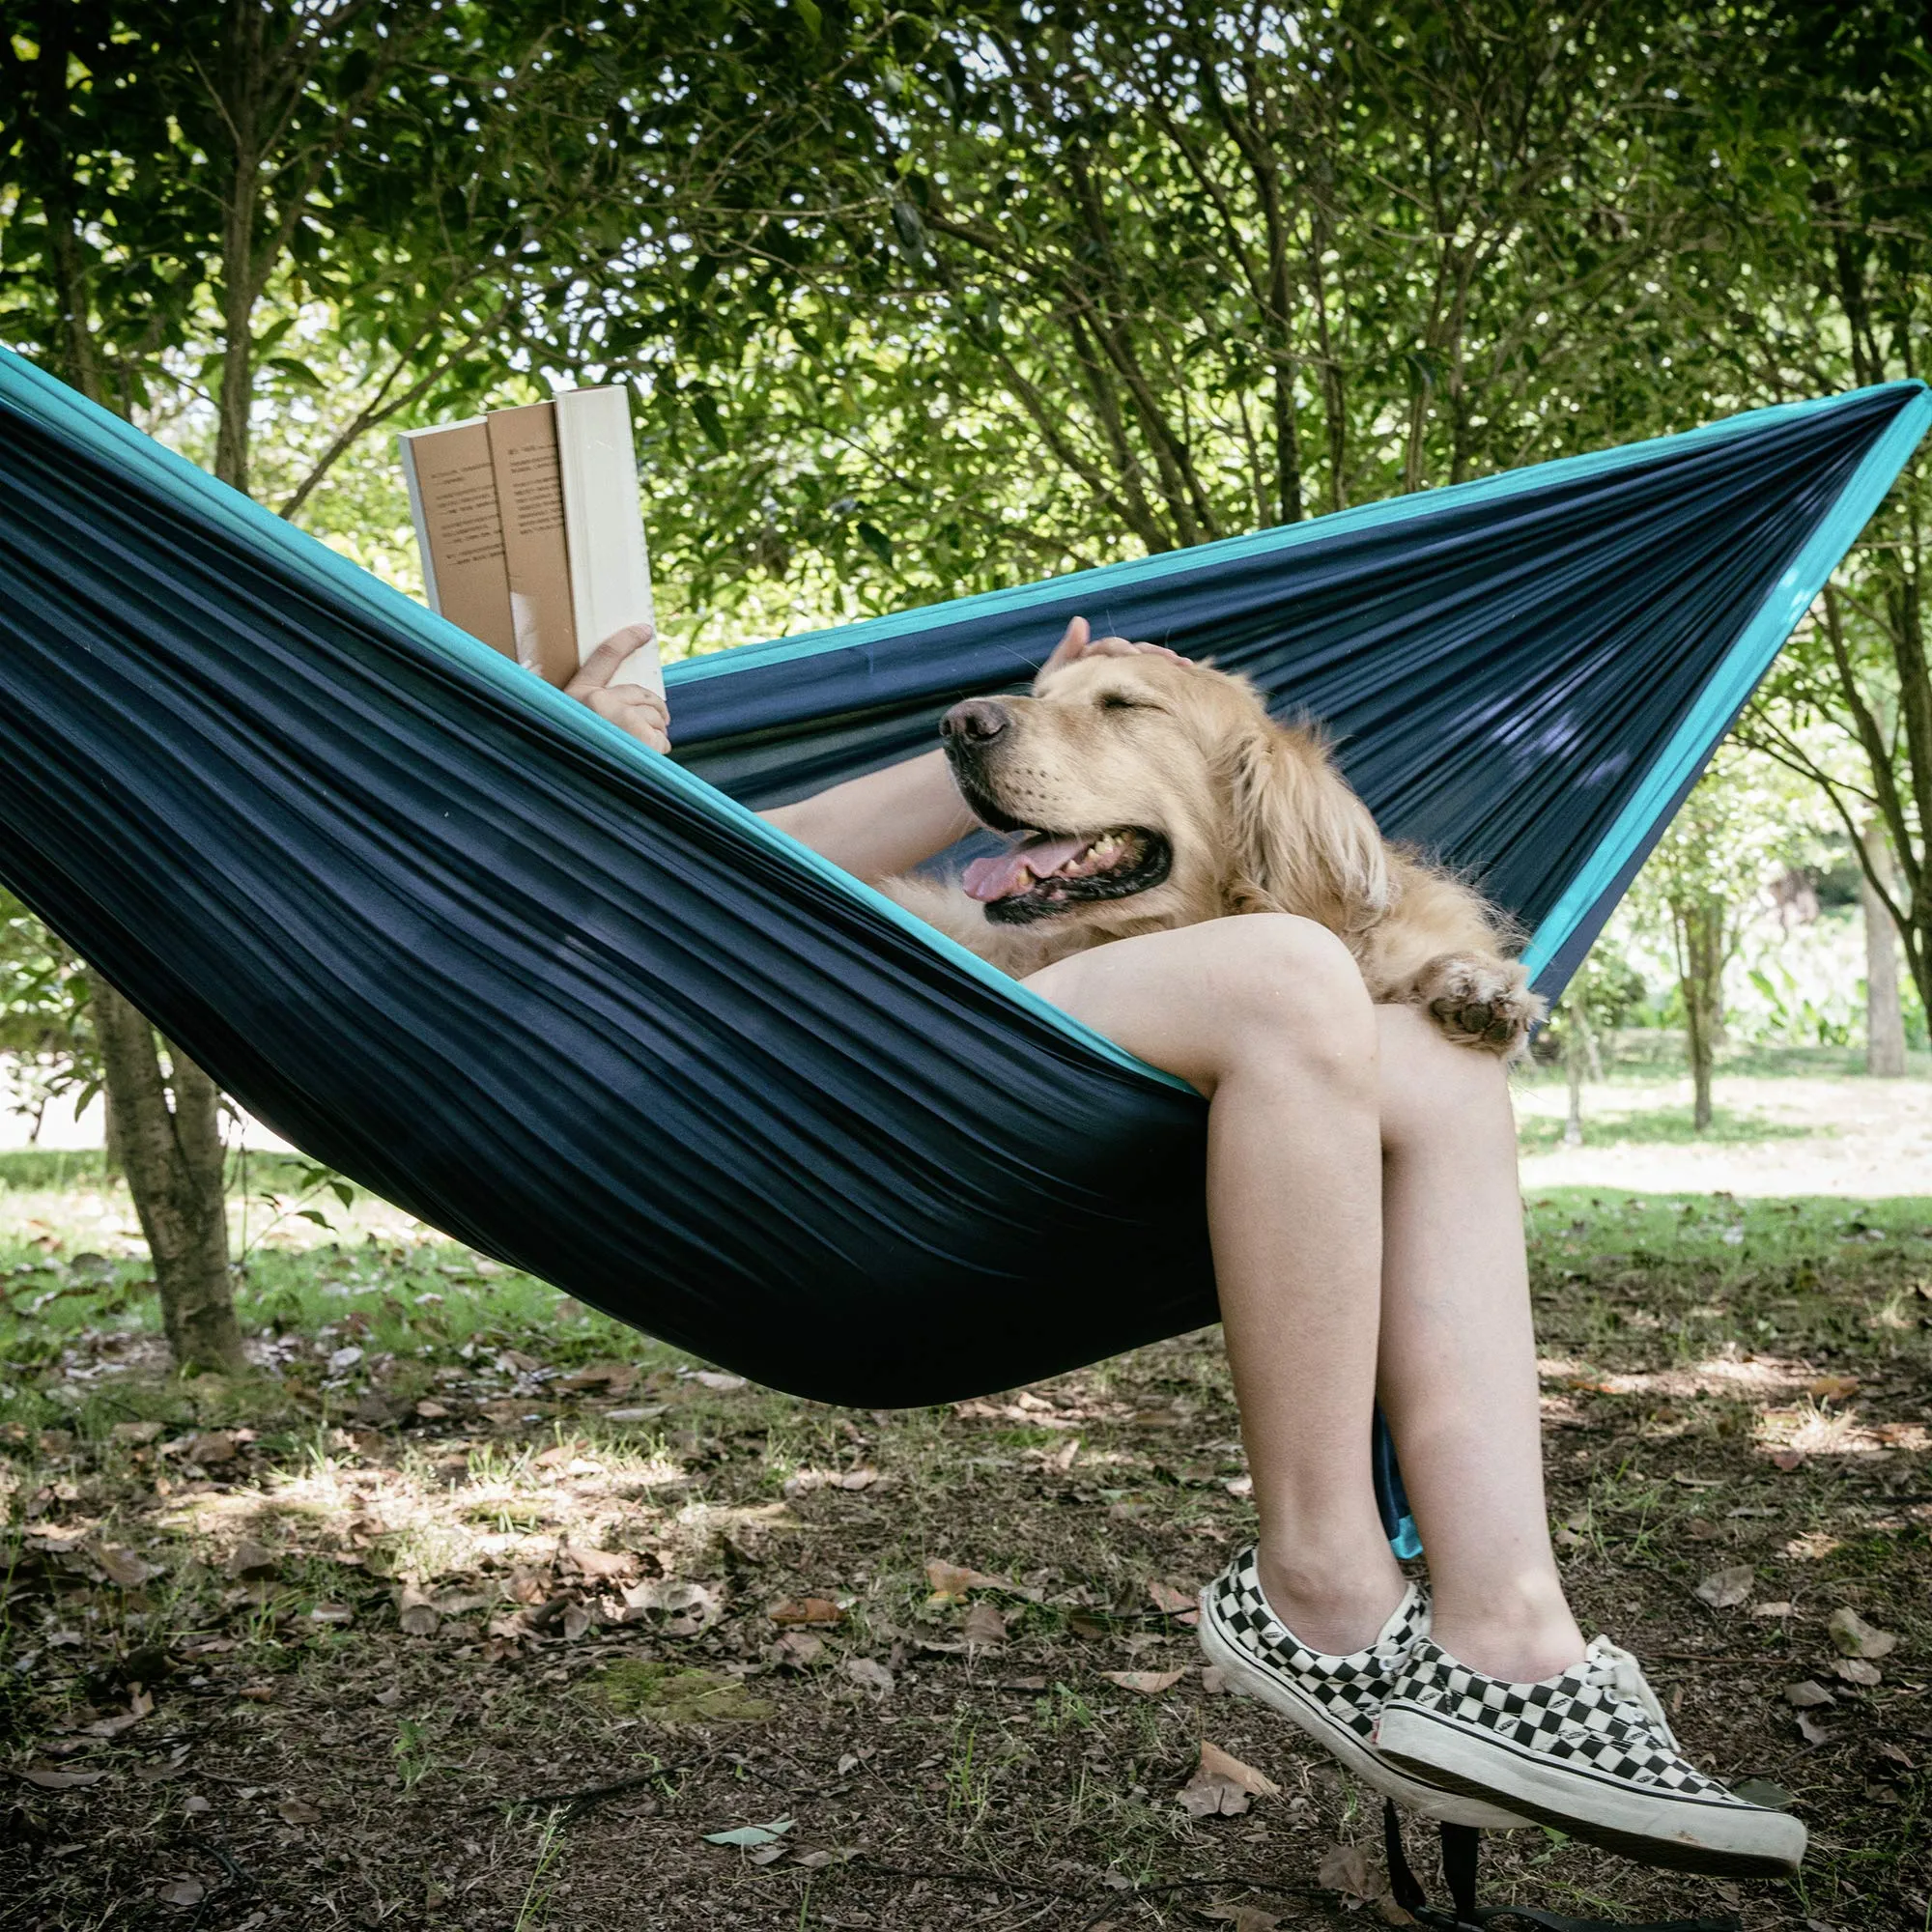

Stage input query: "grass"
[
  {"left": 1, "top": 1163, "right": 1929, "bottom": 1928},
  {"left": 1516, "top": 1104, "right": 1818, "bottom": 1151}
]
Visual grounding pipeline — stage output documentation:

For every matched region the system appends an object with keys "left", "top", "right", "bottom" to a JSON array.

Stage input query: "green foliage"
[{"left": 0, "top": 890, "right": 98, "bottom": 1133}]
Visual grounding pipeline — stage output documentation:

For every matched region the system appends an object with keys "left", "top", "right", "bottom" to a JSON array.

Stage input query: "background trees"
[{"left": 2, "top": 0, "right": 1928, "bottom": 1368}]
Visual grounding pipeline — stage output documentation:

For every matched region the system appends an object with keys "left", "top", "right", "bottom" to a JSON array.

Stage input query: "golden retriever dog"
[{"left": 882, "top": 645, "right": 1543, "bottom": 1055}]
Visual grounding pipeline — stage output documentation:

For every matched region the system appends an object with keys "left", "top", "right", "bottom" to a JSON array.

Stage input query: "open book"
[{"left": 397, "top": 386, "right": 663, "bottom": 694}]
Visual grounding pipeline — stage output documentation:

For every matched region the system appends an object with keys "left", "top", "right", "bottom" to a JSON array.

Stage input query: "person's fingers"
[
  {"left": 1039, "top": 614, "right": 1091, "bottom": 672},
  {"left": 585, "top": 687, "right": 666, "bottom": 724},
  {"left": 1090, "top": 633, "right": 1186, "bottom": 663},
  {"left": 585, "top": 686, "right": 671, "bottom": 751},
  {"left": 565, "top": 621, "right": 658, "bottom": 696}
]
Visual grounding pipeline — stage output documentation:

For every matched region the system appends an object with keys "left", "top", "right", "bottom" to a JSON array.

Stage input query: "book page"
[
  {"left": 554, "top": 385, "right": 663, "bottom": 693},
  {"left": 396, "top": 421, "right": 516, "bottom": 660},
  {"left": 486, "top": 402, "right": 578, "bottom": 686}
]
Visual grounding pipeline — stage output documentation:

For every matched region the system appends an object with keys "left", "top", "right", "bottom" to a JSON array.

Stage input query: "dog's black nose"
[{"left": 941, "top": 697, "right": 1009, "bottom": 745}]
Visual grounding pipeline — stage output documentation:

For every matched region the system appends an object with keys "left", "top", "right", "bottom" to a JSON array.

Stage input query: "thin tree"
[{"left": 0, "top": 0, "right": 645, "bottom": 1369}]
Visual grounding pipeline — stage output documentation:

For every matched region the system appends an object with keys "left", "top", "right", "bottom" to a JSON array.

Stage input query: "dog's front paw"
[{"left": 1411, "top": 953, "right": 1545, "bottom": 1057}]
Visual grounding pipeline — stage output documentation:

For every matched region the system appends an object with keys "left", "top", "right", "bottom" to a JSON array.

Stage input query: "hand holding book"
[
  {"left": 398, "top": 385, "right": 663, "bottom": 696},
  {"left": 568, "top": 623, "right": 670, "bottom": 753}
]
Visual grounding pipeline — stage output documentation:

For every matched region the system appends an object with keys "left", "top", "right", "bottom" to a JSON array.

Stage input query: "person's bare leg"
[
  {"left": 1375, "top": 1005, "right": 1584, "bottom": 1680},
  {"left": 1026, "top": 915, "right": 1404, "bottom": 1655}
]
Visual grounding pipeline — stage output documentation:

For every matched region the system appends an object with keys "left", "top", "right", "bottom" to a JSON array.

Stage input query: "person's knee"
[{"left": 1202, "top": 915, "right": 1378, "bottom": 1068}]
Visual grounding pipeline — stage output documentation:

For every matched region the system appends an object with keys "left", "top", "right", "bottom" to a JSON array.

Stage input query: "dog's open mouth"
[{"left": 960, "top": 827, "right": 1173, "bottom": 924}]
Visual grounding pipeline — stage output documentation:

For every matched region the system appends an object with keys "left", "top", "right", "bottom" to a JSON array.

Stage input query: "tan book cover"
[
  {"left": 395, "top": 420, "right": 517, "bottom": 661},
  {"left": 485, "top": 402, "right": 579, "bottom": 687}
]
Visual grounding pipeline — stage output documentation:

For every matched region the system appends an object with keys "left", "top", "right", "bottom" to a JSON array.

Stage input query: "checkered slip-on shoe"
[
  {"left": 1376, "top": 1634, "right": 1806, "bottom": 1876},
  {"left": 1197, "top": 1546, "right": 1530, "bottom": 1830}
]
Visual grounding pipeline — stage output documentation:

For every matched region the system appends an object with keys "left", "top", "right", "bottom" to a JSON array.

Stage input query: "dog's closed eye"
[{"left": 1098, "top": 692, "right": 1161, "bottom": 713}]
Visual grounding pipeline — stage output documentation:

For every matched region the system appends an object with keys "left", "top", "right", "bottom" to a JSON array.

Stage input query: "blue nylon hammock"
[{"left": 0, "top": 347, "right": 1926, "bottom": 1452}]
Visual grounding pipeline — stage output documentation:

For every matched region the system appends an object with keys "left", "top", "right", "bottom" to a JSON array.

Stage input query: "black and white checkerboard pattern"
[
  {"left": 1384, "top": 1638, "right": 1742, "bottom": 1800},
  {"left": 1202, "top": 1544, "right": 1427, "bottom": 1742}
]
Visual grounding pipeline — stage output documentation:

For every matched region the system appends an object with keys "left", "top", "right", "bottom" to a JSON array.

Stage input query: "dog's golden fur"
[{"left": 883, "top": 652, "right": 1543, "bottom": 1055}]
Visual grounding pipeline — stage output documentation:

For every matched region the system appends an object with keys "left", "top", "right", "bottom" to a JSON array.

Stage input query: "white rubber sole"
[
  {"left": 1196, "top": 1599, "right": 1529, "bottom": 1831},
  {"left": 1378, "top": 1703, "right": 1806, "bottom": 1877}
]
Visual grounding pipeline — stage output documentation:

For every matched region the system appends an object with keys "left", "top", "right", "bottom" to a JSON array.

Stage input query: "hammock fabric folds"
[{"left": 0, "top": 348, "right": 1925, "bottom": 1413}]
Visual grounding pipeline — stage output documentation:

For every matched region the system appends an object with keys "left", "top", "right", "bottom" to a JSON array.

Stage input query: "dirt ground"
[{"left": 1, "top": 1181, "right": 1930, "bottom": 1931}]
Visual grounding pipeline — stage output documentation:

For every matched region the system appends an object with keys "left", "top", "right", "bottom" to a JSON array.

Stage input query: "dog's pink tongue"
[{"left": 962, "top": 834, "right": 1089, "bottom": 903}]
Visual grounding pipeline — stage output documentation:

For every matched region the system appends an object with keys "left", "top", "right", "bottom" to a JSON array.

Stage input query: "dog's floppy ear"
[{"left": 1224, "top": 720, "right": 1390, "bottom": 933}]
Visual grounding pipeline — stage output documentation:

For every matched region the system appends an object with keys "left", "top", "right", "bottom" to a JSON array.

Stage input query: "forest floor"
[{"left": 0, "top": 1155, "right": 1929, "bottom": 1931}]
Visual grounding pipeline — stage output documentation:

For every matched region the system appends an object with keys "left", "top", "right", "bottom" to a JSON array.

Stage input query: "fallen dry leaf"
[
  {"left": 414, "top": 1399, "right": 450, "bottom": 1419},
  {"left": 844, "top": 1657, "right": 895, "bottom": 1698},
  {"left": 621, "top": 1578, "right": 724, "bottom": 1634},
  {"left": 1148, "top": 1578, "right": 1201, "bottom": 1616},
  {"left": 1796, "top": 1710, "right": 1834, "bottom": 1746},
  {"left": 84, "top": 1710, "right": 145, "bottom": 1739},
  {"left": 690, "top": 1370, "right": 748, "bottom": 1392},
  {"left": 278, "top": 1795, "right": 322, "bottom": 1825},
  {"left": 561, "top": 1540, "right": 633, "bottom": 1580},
  {"left": 561, "top": 1360, "right": 639, "bottom": 1395},
  {"left": 769, "top": 1597, "right": 844, "bottom": 1627},
  {"left": 1318, "top": 1840, "right": 1387, "bottom": 1903},
  {"left": 1693, "top": 1564, "right": 1754, "bottom": 1609},
  {"left": 923, "top": 1557, "right": 1008, "bottom": 1602},
  {"left": 1828, "top": 1606, "right": 1897, "bottom": 1659},
  {"left": 94, "top": 1544, "right": 156, "bottom": 1589},
  {"left": 237, "top": 1682, "right": 276, "bottom": 1703},
  {"left": 1784, "top": 1681, "right": 1835, "bottom": 1708},
  {"left": 1202, "top": 1664, "right": 1232, "bottom": 1696},
  {"left": 1833, "top": 1657, "right": 1883, "bottom": 1687},
  {"left": 703, "top": 1816, "right": 793, "bottom": 1848},
  {"left": 1770, "top": 1449, "right": 1805, "bottom": 1472},
  {"left": 773, "top": 1630, "right": 826, "bottom": 1669},
  {"left": 962, "top": 1602, "right": 1009, "bottom": 1648},
  {"left": 395, "top": 1582, "right": 440, "bottom": 1637},
  {"left": 227, "top": 1539, "right": 277, "bottom": 1581},
  {"left": 156, "top": 1877, "right": 206, "bottom": 1907},
  {"left": 186, "top": 1430, "right": 238, "bottom": 1464},
  {"left": 1201, "top": 1903, "right": 1283, "bottom": 1931},
  {"left": 1805, "top": 1375, "right": 1860, "bottom": 1402},
  {"left": 17, "top": 1765, "right": 108, "bottom": 1789},
  {"left": 1101, "top": 1668, "right": 1188, "bottom": 1696},
  {"left": 111, "top": 1420, "right": 164, "bottom": 1444},
  {"left": 1178, "top": 1740, "right": 1280, "bottom": 1817}
]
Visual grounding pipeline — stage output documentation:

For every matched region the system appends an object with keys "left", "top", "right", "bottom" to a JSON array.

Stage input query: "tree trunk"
[
  {"left": 89, "top": 975, "right": 241, "bottom": 1374},
  {"left": 1676, "top": 897, "right": 1724, "bottom": 1133},
  {"left": 1563, "top": 1007, "right": 1588, "bottom": 1148},
  {"left": 1862, "top": 819, "right": 1908, "bottom": 1077}
]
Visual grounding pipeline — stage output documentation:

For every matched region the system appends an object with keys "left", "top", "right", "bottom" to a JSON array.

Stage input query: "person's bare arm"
[
  {"left": 761, "top": 750, "right": 977, "bottom": 885},
  {"left": 564, "top": 616, "right": 1182, "bottom": 886}
]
